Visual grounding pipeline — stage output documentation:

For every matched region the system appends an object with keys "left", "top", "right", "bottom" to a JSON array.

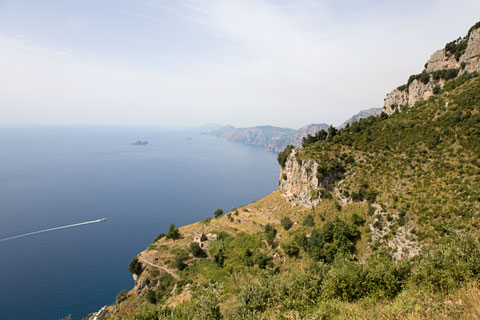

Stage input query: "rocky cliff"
[
  {"left": 338, "top": 107, "right": 383, "bottom": 128},
  {"left": 383, "top": 23, "right": 480, "bottom": 114},
  {"left": 202, "top": 123, "right": 329, "bottom": 152}
]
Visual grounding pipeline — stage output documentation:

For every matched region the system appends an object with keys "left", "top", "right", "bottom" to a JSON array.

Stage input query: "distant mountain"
[
  {"left": 338, "top": 107, "right": 383, "bottom": 128},
  {"left": 201, "top": 123, "right": 329, "bottom": 152}
]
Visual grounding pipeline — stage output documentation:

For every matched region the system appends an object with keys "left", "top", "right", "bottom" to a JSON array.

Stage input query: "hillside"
[
  {"left": 93, "top": 22, "right": 480, "bottom": 320},
  {"left": 201, "top": 123, "right": 329, "bottom": 152}
]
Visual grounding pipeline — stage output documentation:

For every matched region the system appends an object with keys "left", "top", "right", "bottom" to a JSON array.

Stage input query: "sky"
[{"left": 0, "top": 1, "right": 479, "bottom": 128}]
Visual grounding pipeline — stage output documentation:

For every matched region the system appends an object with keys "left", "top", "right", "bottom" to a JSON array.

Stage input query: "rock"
[{"left": 383, "top": 23, "right": 480, "bottom": 115}]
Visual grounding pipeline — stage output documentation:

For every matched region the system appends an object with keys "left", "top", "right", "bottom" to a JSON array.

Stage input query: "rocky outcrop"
[
  {"left": 279, "top": 149, "right": 345, "bottom": 207},
  {"left": 383, "top": 24, "right": 480, "bottom": 114},
  {"left": 279, "top": 150, "right": 320, "bottom": 207},
  {"left": 338, "top": 108, "right": 383, "bottom": 128}
]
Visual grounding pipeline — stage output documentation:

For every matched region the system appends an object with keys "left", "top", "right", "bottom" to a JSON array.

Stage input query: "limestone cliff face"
[
  {"left": 383, "top": 26, "right": 480, "bottom": 114},
  {"left": 279, "top": 150, "right": 320, "bottom": 207}
]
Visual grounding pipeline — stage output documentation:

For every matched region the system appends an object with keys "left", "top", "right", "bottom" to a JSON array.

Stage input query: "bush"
[
  {"left": 302, "top": 218, "right": 359, "bottom": 263},
  {"left": 413, "top": 234, "right": 480, "bottom": 291},
  {"left": 281, "top": 242, "right": 300, "bottom": 257},
  {"left": 190, "top": 242, "right": 205, "bottom": 257},
  {"left": 174, "top": 251, "right": 188, "bottom": 270},
  {"left": 351, "top": 213, "right": 365, "bottom": 226},
  {"left": 116, "top": 289, "right": 129, "bottom": 303},
  {"left": 280, "top": 217, "right": 294, "bottom": 231},
  {"left": 302, "top": 214, "right": 315, "bottom": 227},
  {"left": 154, "top": 233, "right": 166, "bottom": 242},
  {"left": 128, "top": 257, "right": 143, "bottom": 275},
  {"left": 214, "top": 208, "right": 224, "bottom": 218},
  {"left": 165, "top": 224, "right": 180, "bottom": 240},
  {"left": 146, "top": 289, "right": 157, "bottom": 304},
  {"left": 277, "top": 145, "right": 294, "bottom": 168},
  {"left": 264, "top": 224, "right": 277, "bottom": 247}
]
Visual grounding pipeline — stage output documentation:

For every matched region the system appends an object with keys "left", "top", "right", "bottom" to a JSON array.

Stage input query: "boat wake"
[{"left": 0, "top": 218, "right": 107, "bottom": 243}]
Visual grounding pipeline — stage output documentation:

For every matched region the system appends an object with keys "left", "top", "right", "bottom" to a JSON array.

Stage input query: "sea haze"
[{"left": 0, "top": 126, "right": 279, "bottom": 320}]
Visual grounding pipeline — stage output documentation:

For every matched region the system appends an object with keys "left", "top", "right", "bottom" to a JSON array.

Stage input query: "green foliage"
[
  {"left": 154, "top": 233, "right": 166, "bottom": 242},
  {"left": 316, "top": 159, "right": 345, "bottom": 182},
  {"left": 277, "top": 144, "right": 294, "bottom": 168},
  {"left": 281, "top": 242, "right": 300, "bottom": 257},
  {"left": 174, "top": 251, "right": 188, "bottom": 271},
  {"left": 445, "top": 37, "right": 468, "bottom": 61},
  {"left": 327, "top": 125, "right": 338, "bottom": 141},
  {"left": 214, "top": 208, "right": 224, "bottom": 218},
  {"left": 351, "top": 213, "right": 365, "bottom": 226},
  {"left": 190, "top": 242, "right": 205, "bottom": 257},
  {"left": 413, "top": 234, "right": 480, "bottom": 291},
  {"left": 302, "top": 129, "right": 327, "bottom": 147},
  {"left": 264, "top": 224, "right": 277, "bottom": 247},
  {"left": 302, "top": 214, "right": 315, "bottom": 227},
  {"left": 280, "top": 217, "right": 294, "bottom": 230},
  {"left": 116, "top": 289, "right": 129, "bottom": 303},
  {"left": 432, "top": 68, "right": 459, "bottom": 81},
  {"left": 301, "top": 218, "right": 360, "bottom": 263},
  {"left": 208, "top": 239, "right": 227, "bottom": 267},
  {"left": 128, "top": 257, "right": 143, "bottom": 275},
  {"left": 146, "top": 289, "right": 157, "bottom": 304},
  {"left": 166, "top": 224, "right": 180, "bottom": 240}
]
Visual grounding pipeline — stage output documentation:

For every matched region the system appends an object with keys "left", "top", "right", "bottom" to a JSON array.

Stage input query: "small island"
[{"left": 130, "top": 140, "right": 148, "bottom": 146}]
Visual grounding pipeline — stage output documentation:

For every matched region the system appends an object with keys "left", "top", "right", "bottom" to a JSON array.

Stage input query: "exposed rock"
[
  {"left": 383, "top": 24, "right": 480, "bottom": 114},
  {"left": 338, "top": 107, "right": 383, "bottom": 128}
]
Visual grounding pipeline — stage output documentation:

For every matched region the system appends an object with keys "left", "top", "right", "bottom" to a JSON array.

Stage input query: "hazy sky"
[{"left": 0, "top": 1, "right": 479, "bottom": 128}]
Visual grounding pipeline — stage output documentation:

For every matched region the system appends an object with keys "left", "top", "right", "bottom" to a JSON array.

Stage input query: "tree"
[
  {"left": 277, "top": 145, "right": 294, "bottom": 168},
  {"left": 264, "top": 224, "right": 277, "bottom": 247},
  {"left": 190, "top": 242, "right": 205, "bottom": 257},
  {"left": 165, "top": 224, "right": 180, "bottom": 240},
  {"left": 302, "top": 214, "right": 315, "bottom": 227},
  {"left": 327, "top": 125, "right": 338, "bottom": 141},
  {"left": 128, "top": 257, "right": 143, "bottom": 275},
  {"left": 214, "top": 208, "right": 224, "bottom": 218},
  {"left": 146, "top": 289, "right": 157, "bottom": 304},
  {"left": 280, "top": 217, "right": 294, "bottom": 231},
  {"left": 174, "top": 251, "right": 188, "bottom": 270}
]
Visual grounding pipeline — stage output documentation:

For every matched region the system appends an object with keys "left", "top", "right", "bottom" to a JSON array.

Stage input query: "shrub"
[
  {"left": 146, "top": 289, "right": 157, "bottom": 304},
  {"left": 413, "top": 234, "right": 480, "bottom": 291},
  {"left": 128, "top": 257, "right": 143, "bottom": 275},
  {"left": 214, "top": 208, "right": 224, "bottom": 218},
  {"left": 351, "top": 213, "right": 365, "bottom": 226},
  {"left": 208, "top": 240, "right": 226, "bottom": 267},
  {"left": 190, "top": 242, "right": 205, "bottom": 257},
  {"left": 302, "top": 214, "right": 315, "bottom": 227},
  {"left": 280, "top": 217, "right": 294, "bottom": 231},
  {"left": 154, "top": 233, "right": 166, "bottom": 242},
  {"left": 174, "top": 251, "right": 188, "bottom": 270},
  {"left": 116, "top": 289, "right": 129, "bottom": 303},
  {"left": 264, "top": 224, "right": 277, "bottom": 247},
  {"left": 277, "top": 145, "right": 294, "bottom": 168},
  {"left": 165, "top": 224, "right": 180, "bottom": 240},
  {"left": 281, "top": 242, "right": 300, "bottom": 257}
]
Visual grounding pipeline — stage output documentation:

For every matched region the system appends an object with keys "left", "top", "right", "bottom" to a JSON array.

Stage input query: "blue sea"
[{"left": 0, "top": 126, "right": 279, "bottom": 320}]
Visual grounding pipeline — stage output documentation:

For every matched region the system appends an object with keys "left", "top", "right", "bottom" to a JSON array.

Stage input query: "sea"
[{"left": 0, "top": 126, "right": 279, "bottom": 320}]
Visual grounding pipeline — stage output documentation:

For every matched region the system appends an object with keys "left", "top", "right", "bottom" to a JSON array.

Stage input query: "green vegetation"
[
  {"left": 277, "top": 144, "right": 294, "bottom": 168},
  {"left": 280, "top": 216, "right": 293, "bottom": 230},
  {"left": 214, "top": 208, "right": 224, "bottom": 218},
  {"left": 128, "top": 257, "right": 142, "bottom": 275},
  {"left": 190, "top": 242, "right": 205, "bottom": 257},
  {"left": 165, "top": 224, "right": 180, "bottom": 240}
]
